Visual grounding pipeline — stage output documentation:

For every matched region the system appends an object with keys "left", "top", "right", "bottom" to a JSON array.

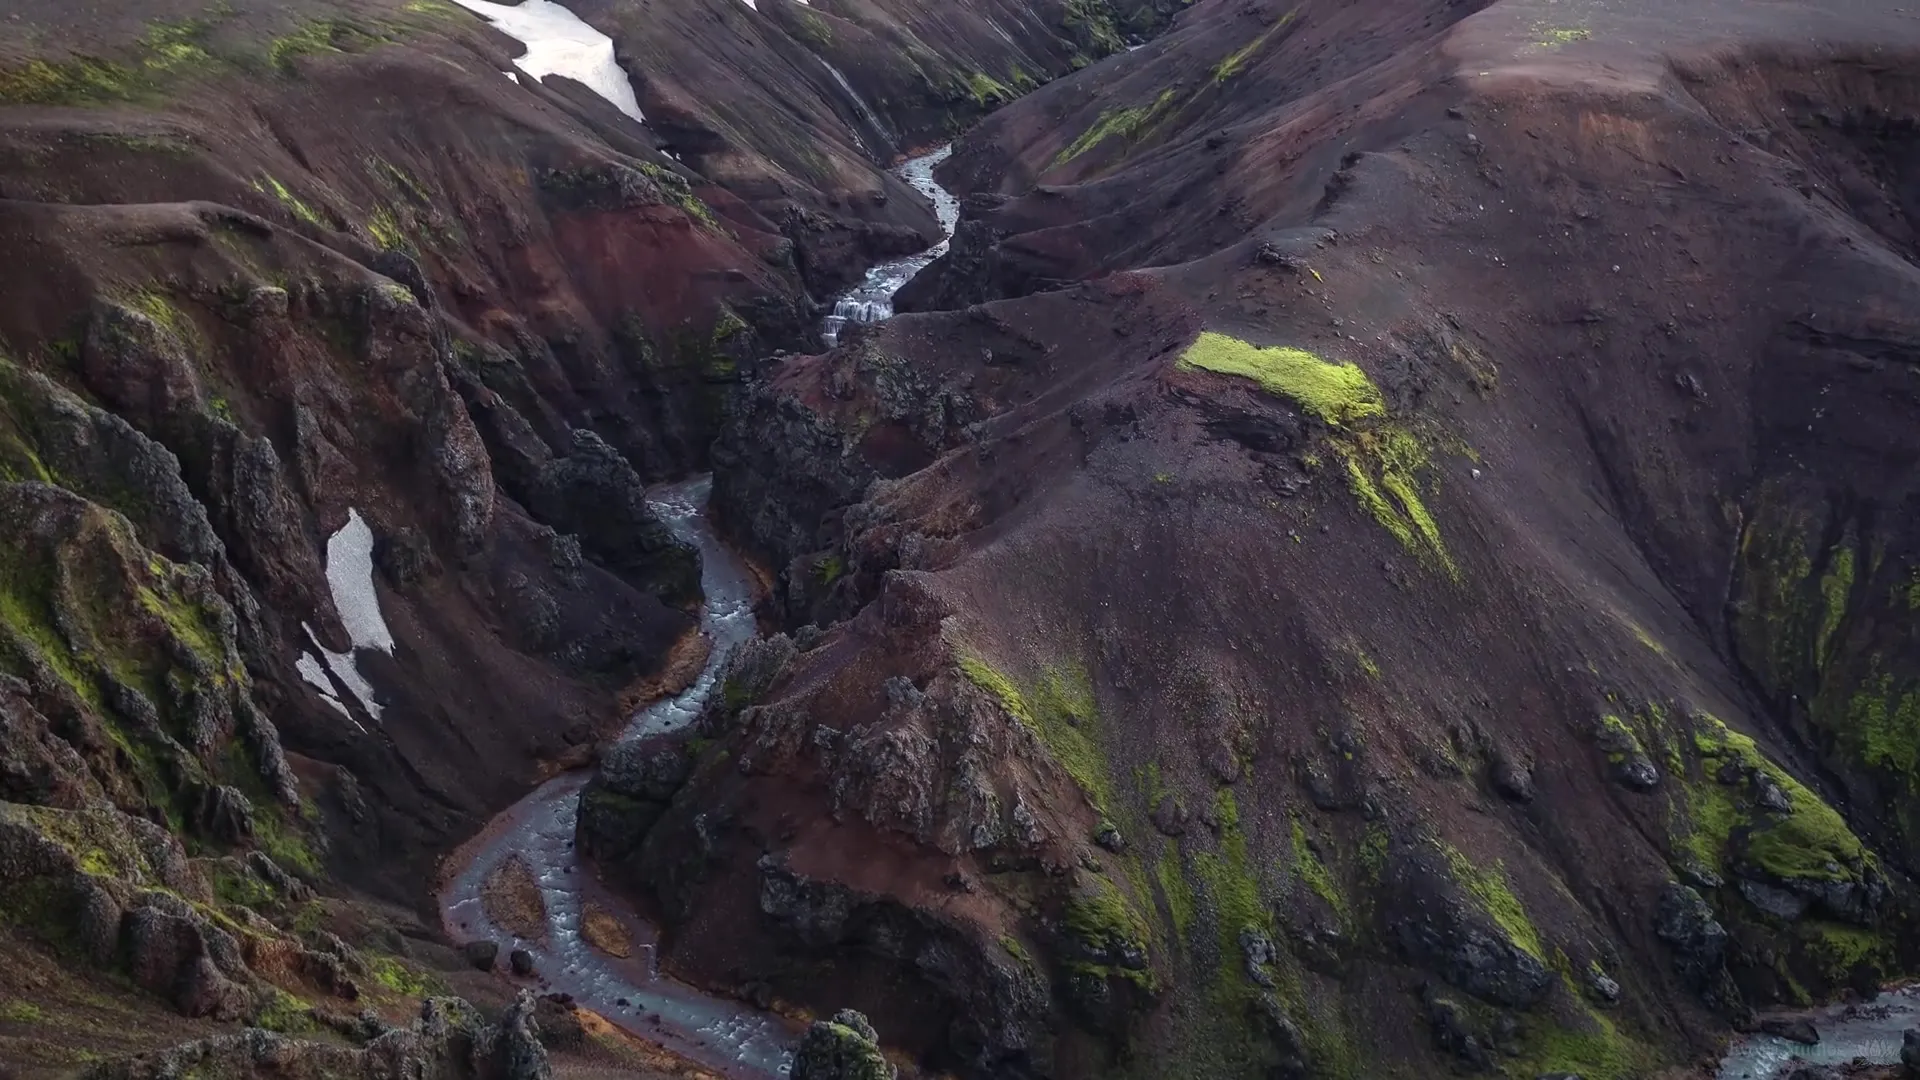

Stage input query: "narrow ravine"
[
  {"left": 1717, "top": 987, "right": 1920, "bottom": 1079},
  {"left": 439, "top": 140, "right": 959, "bottom": 1075},
  {"left": 440, "top": 478, "right": 791, "bottom": 1077},
  {"left": 822, "top": 146, "right": 962, "bottom": 346}
]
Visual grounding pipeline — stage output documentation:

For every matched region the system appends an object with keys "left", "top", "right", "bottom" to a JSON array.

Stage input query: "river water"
[
  {"left": 439, "top": 479, "right": 790, "bottom": 1077},
  {"left": 439, "top": 145, "right": 960, "bottom": 1075},
  {"left": 821, "top": 146, "right": 962, "bottom": 347},
  {"left": 1718, "top": 987, "right": 1920, "bottom": 1079}
]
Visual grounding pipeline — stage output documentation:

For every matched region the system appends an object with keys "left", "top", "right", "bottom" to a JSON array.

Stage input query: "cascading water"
[
  {"left": 821, "top": 146, "right": 962, "bottom": 347},
  {"left": 1716, "top": 986, "right": 1920, "bottom": 1079},
  {"left": 440, "top": 478, "right": 791, "bottom": 1078}
]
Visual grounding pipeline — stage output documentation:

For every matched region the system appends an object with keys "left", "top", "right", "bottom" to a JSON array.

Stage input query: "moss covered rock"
[{"left": 791, "top": 1009, "right": 896, "bottom": 1080}]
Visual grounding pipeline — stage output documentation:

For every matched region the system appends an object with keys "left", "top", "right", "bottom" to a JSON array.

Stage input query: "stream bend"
[
  {"left": 440, "top": 477, "right": 789, "bottom": 1076},
  {"left": 441, "top": 147, "right": 959, "bottom": 1078}
]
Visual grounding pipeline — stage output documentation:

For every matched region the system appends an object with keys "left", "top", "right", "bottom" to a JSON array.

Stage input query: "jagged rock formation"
[{"left": 85, "top": 992, "right": 552, "bottom": 1080}]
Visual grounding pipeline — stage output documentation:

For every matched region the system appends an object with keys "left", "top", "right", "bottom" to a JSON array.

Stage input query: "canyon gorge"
[{"left": 0, "top": 0, "right": 1918, "bottom": 1078}]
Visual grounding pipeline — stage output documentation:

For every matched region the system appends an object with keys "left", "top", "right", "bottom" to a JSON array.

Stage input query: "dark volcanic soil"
[
  {"left": 577, "top": 0, "right": 1920, "bottom": 1078},
  {"left": 4, "top": 0, "right": 1920, "bottom": 1075},
  {"left": 0, "top": 0, "right": 1166, "bottom": 1072}
]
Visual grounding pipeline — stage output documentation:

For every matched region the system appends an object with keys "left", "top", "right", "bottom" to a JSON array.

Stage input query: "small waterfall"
[
  {"left": 822, "top": 145, "right": 961, "bottom": 347},
  {"left": 818, "top": 58, "right": 887, "bottom": 153}
]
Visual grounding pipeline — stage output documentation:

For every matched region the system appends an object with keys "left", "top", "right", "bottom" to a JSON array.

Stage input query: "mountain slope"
[
  {"left": 587, "top": 0, "right": 1920, "bottom": 1076},
  {"left": 0, "top": 0, "right": 1149, "bottom": 1070}
]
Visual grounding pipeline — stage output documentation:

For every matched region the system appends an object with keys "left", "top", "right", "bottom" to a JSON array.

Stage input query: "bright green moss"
[
  {"left": 1000, "top": 934, "right": 1034, "bottom": 969},
  {"left": 252, "top": 988, "right": 317, "bottom": 1034},
  {"left": 1290, "top": 815, "right": 1347, "bottom": 919},
  {"left": 1054, "top": 89, "right": 1179, "bottom": 166},
  {"left": 1061, "top": 0, "right": 1125, "bottom": 55},
  {"left": 367, "top": 206, "right": 409, "bottom": 251},
  {"left": 1179, "top": 332, "right": 1385, "bottom": 425},
  {"left": 0, "top": 59, "right": 141, "bottom": 106},
  {"left": 629, "top": 160, "right": 720, "bottom": 228},
  {"left": 959, "top": 653, "right": 1115, "bottom": 813},
  {"left": 812, "top": 553, "right": 844, "bottom": 586},
  {"left": 0, "top": 999, "right": 44, "bottom": 1023},
  {"left": 366, "top": 954, "right": 443, "bottom": 997},
  {"left": 1684, "top": 713, "right": 1874, "bottom": 883},
  {"left": 1064, "top": 874, "right": 1158, "bottom": 991},
  {"left": 1817, "top": 546, "right": 1855, "bottom": 667},
  {"left": 254, "top": 810, "right": 321, "bottom": 877},
  {"left": 1535, "top": 26, "right": 1593, "bottom": 47},
  {"left": 268, "top": 19, "right": 393, "bottom": 72},
  {"left": 1155, "top": 839, "right": 1197, "bottom": 938},
  {"left": 141, "top": 18, "right": 214, "bottom": 73},
  {"left": 213, "top": 867, "right": 277, "bottom": 909},
  {"left": 1441, "top": 844, "right": 1543, "bottom": 959},
  {"left": 794, "top": 10, "right": 833, "bottom": 46},
  {"left": 253, "top": 175, "right": 325, "bottom": 227},
  {"left": 1806, "top": 921, "right": 1891, "bottom": 980},
  {"left": 1212, "top": 32, "right": 1268, "bottom": 81},
  {"left": 1511, "top": 999, "right": 1651, "bottom": 1080},
  {"left": 1333, "top": 429, "right": 1455, "bottom": 576},
  {"left": 1846, "top": 672, "right": 1920, "bottom": 779},
  {"left": 1598, "top": 713, "right": 1644, "bottom": 765},
  {"left": 966, "top": 71, "right": 1015, "bottom": 107}
]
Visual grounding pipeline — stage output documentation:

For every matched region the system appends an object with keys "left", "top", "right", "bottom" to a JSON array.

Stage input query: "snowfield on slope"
[{"left": 449, "top": 0, "right": 648, "bottom": 123}]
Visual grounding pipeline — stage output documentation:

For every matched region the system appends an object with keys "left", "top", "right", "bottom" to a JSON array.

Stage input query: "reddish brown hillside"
[{"left": 596, "top": 0, "right": 1920, "bottom": 1077}]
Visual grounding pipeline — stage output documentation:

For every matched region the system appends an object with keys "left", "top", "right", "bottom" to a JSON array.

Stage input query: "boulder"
[
  {"left": 790, "top": 1010, "right": 896, "bottom": 1080},
  {"left": 509, "top": 948, "right": 535, "bottom": 977},
  {"left": 1901, "top": 1027, "right": 1920, "bottom": 1075},
  {"left": 1759, "top": 1016, "right": 1818, "bottom": 1045},
  {"left": 462, "top": 940, "right": 500, "bottom": 972},
  {"left": 1653, "top": 883, "right": 1728, "bottom": 991}
]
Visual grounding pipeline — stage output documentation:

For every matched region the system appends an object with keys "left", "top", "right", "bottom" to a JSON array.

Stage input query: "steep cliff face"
[
  {"left": 596, "top": 0, "right": 1920, "bottom": 1077},
  {"left": 0, "top": 0, "right": 1139, "bottom": 1069}
]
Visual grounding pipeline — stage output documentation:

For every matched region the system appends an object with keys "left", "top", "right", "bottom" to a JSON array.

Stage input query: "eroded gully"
[{"left": 439, "top": 148, "right": 959, "bottom": 1078}]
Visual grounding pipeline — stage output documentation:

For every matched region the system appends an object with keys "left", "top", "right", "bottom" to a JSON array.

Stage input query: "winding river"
[
  {"left": 440, "top": 150, "right": 958, "bottom": 1076},
  {"left": 440, "top": 478, "right": 790, "bottom": 1076},
  {"left": 822, "top": 146, "right": 962, "bottom": 347}
]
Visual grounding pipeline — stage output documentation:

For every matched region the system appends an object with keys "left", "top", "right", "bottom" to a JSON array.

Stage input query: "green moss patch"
[
  {"left": 959, "top": 652, "right": 1113, "bottom": 813},
  {"left": 1064, "top": 873, "right": 1157, "bottom": 991},
  {"left": 1440, "top": 844, "right": 1543, "bottom": 959},
  {"left": 1178, "top": 332, "right": 1384, "bottom": 425},
  {"left": 1842, "top": 669, "right": 1920, "bottom": 780},
  {"left": 1290, "top": 815, "right": 1347, "bottom": 920},
  {"left": 365, "top": 954, "right": 444, "bottom": 998},
  {"left": 253, "top": 175, "right": 326, "bottom": 228},
  {"left": 1212, "top": 12, "right": 1294, "bottom": 81},
  {"left": 268, "top": 19, "right": 396, "bottom": 73},
  {"left": 1680, "top": 713, "right": 1874, "bottom": 884},
  {"left": 1332, "top": 428, "right": 1454, "bottom": 575},
  {"left": 1054, "top": 89, "right": 1179, "bottom": 166}
]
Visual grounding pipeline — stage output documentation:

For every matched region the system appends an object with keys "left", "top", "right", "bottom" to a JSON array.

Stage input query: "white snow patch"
[
  {"left": 449, "top": 0, "right": 647, "bottom": 123},
  {"left": 296, "top": 649, "right": 363, "bottom": 730},
  {"left": 503, "top": 69, "right": 521, "bottom": 83},
  {"left": 325, "top": 509, "right": 395, "bottom": 655},
  {"left": 304, "top": 625, "right": 381, "bottom": 725},
  {"left": 738, "top": 0, "right": 758, "bottom": 9}
]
